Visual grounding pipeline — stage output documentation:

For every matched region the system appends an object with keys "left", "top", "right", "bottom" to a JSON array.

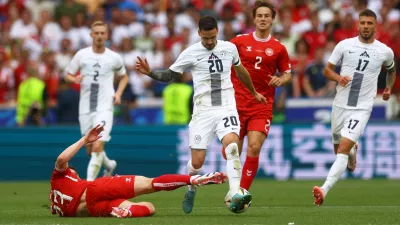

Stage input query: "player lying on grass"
[{"left": 49, "top": 125, "right": 227, "bottom": 218}]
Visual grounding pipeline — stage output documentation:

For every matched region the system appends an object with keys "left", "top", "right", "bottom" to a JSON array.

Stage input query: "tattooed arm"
[{"left": 147, "top": 69, "right": 182, "bottom": 82}]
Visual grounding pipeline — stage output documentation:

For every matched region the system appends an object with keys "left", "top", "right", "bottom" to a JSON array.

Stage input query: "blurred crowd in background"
[{"left": 0, "top": 0, "right": 400, "bottom": 125}]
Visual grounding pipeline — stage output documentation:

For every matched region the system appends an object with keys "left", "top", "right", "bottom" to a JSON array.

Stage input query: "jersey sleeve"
[
  {"left": 383, "top": 47, "right": 395, "bottom": 70},
  {"left": 169, "top": 49, "right": 193, "bottom": 73},
  {"left": 114, "top": 54, "right": 127, "bottom": 76},
  {"left": 64, "top": 51, "right": 81, "bottom": 75},
  {"left": 328, "top": 41, "right": 345, "bottom": 66},
  {"left": 277, "top": 45, "right": 291, "bottom": 73},
  {"left": 231, "top": 43, "right": 241, "bottom": 66}
]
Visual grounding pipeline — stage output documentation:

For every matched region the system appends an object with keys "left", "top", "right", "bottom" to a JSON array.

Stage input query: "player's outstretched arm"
[
  {"left": 135, "top": 56, "right": 181, "bottom": 82},
  {"left": 234, "top": 64, "right": 267, "bottom": 104},
  {"left": 323, "top": 62, "right": 351, "bottom": 87},
  {"left": 55, "top": 125, "right": 103, "bottom": 170},
  {"left": 383, "top": 66, "right": 397, "bottom": 101}
]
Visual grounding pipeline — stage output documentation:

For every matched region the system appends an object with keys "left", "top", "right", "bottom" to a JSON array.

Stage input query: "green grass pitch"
[{"left": 1, "top": 179, "right": 399, "bottom": 225}]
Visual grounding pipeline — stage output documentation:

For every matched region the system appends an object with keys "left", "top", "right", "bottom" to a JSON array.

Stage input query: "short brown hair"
[
  {"left": 359, "top": 9, "right": 377, "bottom": 20},
  {"left": 253, "top": 1, "right": 276, "bottom": 19},
  {"left": 91, "top": 21, "right": 108, "bottom": 30}
]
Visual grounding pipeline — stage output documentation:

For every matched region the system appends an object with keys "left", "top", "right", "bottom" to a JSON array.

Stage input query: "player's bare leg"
[
  {"left": 313, "top": 137, "right": 355, "bottom": 205},
  {"left": 240, "top": 131, "right": 266, "bottom": 190},
  {"left": 183, "top": 149, "right": 206, "bottom": 214}
]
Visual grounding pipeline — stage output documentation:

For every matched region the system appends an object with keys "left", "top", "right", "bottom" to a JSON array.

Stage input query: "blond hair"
[{"left": 91, "top": 21, "right": 108, "bottom": 30}]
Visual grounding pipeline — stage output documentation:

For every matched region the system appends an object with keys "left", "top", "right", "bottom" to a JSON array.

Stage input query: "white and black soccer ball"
[{"left": 224, "top": 188, "right": 252, "bottom": 214}]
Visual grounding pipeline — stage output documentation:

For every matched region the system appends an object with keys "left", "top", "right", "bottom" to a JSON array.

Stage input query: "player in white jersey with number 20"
[
  {"left": 313, "top": 9, "right": 396, "bottom": 206},
  {"left": 64, "top": 21, "right": 129, "bottom": 181},
  {"left": 136, "top": 16, "right": 266, "bottom": 214}
]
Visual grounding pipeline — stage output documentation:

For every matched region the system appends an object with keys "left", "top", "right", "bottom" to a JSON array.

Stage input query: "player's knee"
[
  {"left": 92, "top": 143, "right": 103, "bottom": 153},
  {"left": 191, "top": 160, "right": 204, "bottom": 169},
  {"left": 247, "top": 143, "right": 262, "bottom": 157}
]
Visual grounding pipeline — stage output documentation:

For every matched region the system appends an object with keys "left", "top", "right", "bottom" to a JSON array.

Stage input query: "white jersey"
[
  {"left": 65, "top": 47, "right": 127, "bottom": 114},
  {"left": 169, "top": 40, "right": 241, "bottom": 110},
  {"left": 328, "top": 37, "right": 394, "bottom": 111}
]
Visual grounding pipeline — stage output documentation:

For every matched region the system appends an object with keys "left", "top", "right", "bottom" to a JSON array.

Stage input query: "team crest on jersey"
[
  {"left": 360, "top": 51, "right": 370, "bottom": 58},
  {"left": 265, "top": 48, "right": 274, "bottom": 56},
  {"left": 209, "top": 53, "right": 219, "bottom": 60}
]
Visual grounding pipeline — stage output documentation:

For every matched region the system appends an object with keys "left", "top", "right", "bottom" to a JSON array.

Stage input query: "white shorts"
[
  {"left": 79, "top": 110, "right": 114, "bottom": 142},
  {"left": 189, "top": 107, "right": 240, "bottom": 149},
  {"left": 331, "top": 106, "right": 371, "bottom": 144}
]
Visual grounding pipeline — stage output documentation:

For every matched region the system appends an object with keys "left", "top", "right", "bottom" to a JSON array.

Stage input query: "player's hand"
[
  {"left": 113, "top": 93, "right": 122, "bottom": 105},
  {"left": 339, "top": 76, "right": 351, "bottom": 87},
  {"left": 382, "top": 87, "right": 391, "bottom": 101},
  {"left": 254, "top": 92, "right": 267, "bottom": 105},
  {"left": 135, "top": 56, "right": 151, "bottom": 75},
  {"left": 268, "top": 75, "right": 283, "bottom": 87},
  {"left": 73, "top": 75, "right": 83, "bottom": 84},
  {"left": 84, "top": 125, "right": 103, "bottom": 144}
]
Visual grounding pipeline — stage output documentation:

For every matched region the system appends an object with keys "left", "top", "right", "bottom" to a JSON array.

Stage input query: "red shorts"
[
  {"left": 86, "top": 175, "right": 136, "bottom": 217},
  {"left": 238, "top": 110, "right": 273, "bottom": 140}
]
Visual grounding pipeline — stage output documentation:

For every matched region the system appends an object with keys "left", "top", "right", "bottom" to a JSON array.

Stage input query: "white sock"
[
  {"left": 349, "top": 144, "right": 356, "bottom": 158},
  {"left": 321, "top": 154, "right": 348, "bottom": 197},
  {"left": 225, "top": 143, "right": 241, "bottom": 193},
  {"left": 187, "top": 159, "right": 201, "bottom": 191},
  {"left": 102, "top": 151, "right": 113, "bottom": 169},
  {"left": 87, "top": 152, "right": 104, "bottom": 181}
]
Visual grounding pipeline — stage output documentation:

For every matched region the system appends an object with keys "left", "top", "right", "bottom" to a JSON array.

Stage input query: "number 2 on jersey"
[
  {"left": 255, "top": 56, "right": 262, "bottom": 69},
  {"left": 93, "top": 71, "right": 99, "bottom": 81}
]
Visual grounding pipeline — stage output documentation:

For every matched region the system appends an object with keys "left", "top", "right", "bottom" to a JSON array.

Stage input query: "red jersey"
[
  {"left": 50, "top": 167, "right": 90, "bottom": 217},
  {"left": 231, "top": 32, "right": 291, "bottom": 112}
]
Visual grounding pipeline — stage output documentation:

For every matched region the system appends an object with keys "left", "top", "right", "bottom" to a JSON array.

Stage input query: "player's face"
[
  {"left": 198, "top": 28, "right": 218, "bottom": 50},
  {"left": 91, "top": 25, "right": 108, "bottom": 46},
  {"left": 254, "top": 7, "right": 274, "bottom": 32},
  {"left": 358, "top": 16, "right": 376, "bottom": 41}
]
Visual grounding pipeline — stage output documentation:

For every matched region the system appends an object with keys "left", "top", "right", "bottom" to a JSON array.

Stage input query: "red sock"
[
  {"left": 240, "top": 155, "right": 259, "bottom": 190},
  {"left": 129, "top": 205, "right": 151, "bottom": 217},
  {"left": 151, "top": 174, "right": 191, "bottom": 191}
]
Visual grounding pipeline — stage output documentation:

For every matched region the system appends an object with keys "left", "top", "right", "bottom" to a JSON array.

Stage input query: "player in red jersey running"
[
  {"left": 50, "top": 125, "right": 227, "bottom": 218},
  {"left": 225, "top": 2, "right": 292, "bottom": 190}
]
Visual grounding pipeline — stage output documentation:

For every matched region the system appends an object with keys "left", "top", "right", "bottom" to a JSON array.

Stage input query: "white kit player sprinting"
[
  {"left": 64, "top": 21, "right": 129, "bottom": 181},
  {"left": 313, "top": 9, "right": 397, "bottom": 206},
  {"left": 135, "top": 16, "right": 266, "bottom": 214}
]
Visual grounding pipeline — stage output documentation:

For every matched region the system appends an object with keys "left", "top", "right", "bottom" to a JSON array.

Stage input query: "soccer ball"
[{"left": 224, "top": 188, "right": 252, "bottom": 214}]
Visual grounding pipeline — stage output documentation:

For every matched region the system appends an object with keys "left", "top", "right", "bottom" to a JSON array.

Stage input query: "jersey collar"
[{"left": 253, "top": 32, "right": 271, "bottom": 42}]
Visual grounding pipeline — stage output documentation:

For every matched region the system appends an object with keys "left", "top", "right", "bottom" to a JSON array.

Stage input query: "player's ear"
[{"left": 198, "top": 29, "right": 201, "bottom": 37}]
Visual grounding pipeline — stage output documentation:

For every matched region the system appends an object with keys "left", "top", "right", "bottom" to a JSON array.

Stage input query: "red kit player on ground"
[
  {"left": 227, "top": 2, "right": 292, "bottom": 190},
  {"left": 50, "top": 125, "right": 227, "bottom": 218}
]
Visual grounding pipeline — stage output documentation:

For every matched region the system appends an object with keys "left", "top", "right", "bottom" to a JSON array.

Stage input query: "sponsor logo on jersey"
[
  {"left": 265, "top": 48, "right": 274, "bottom": 56},
  {"left": 93, "top": 62, "right": 101, "bottom": 68},
  {"left": 246, "top": 46, "right": 252, "bottom": 51}
]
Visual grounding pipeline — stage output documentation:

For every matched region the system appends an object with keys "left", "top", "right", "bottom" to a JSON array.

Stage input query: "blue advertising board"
[{"left": 0, "top": 123, "right": 399, "bottom": 180}]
